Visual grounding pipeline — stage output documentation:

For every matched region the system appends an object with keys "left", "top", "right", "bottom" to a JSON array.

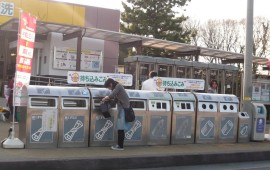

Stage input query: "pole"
[
  {"left": 76, "top": 31, "right": 82, "bottom": 71},
  {"left": 241, "top": 0, "right": 254, "bottom": 120},
  {"left": 243, "top": 0, "right": 253, "bottom": 102}
]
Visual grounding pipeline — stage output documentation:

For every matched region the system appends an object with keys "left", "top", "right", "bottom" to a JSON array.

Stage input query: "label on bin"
[
  {"left": 256, "top": 118, "right": 265, "bottom": 133},
  {"left": 220, "top": 117, "right": 234, "bottom": 138},
  {"left": 199, "top": 117, "right": 215, "bottom": 139},
  {"left": 42, "top": 110, "right": 57, "bottom": 132},
  {"left": 63, "top": 116, "right": 85, "bottom": 142},
  {"left": 94, "top": 116, "right": 114, "bottom": 141},
  {"left": 149, "top": 115, "right": 167, "bottom": 140},
  {"left": 239, "top": 124, "right": 249, "bottom": 137},
  {"left": 31, "top": 115, "right": 53, "bottom": 143},
  {"left": 125, "top": 116, "right": 143, "bottom": 141},
  {"left": 175, "top": 115, "right": 192, "bottom": 139}
]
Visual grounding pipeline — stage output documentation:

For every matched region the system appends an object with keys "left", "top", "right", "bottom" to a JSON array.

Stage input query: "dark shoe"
[{"left": 111, "top": 145, "right": 124, "bottom": 151}]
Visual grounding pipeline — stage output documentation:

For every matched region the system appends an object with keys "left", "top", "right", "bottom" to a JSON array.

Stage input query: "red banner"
[
  {"left": 16, "top": 12, "right": 36, "bottom": 73},
  {"left": 14, "top": 11, "right": 37, "bottom": 106}
]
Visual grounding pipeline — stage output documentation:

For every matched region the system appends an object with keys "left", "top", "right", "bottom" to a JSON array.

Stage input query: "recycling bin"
[
  {"left": 251, "top": 103, "right": 267, "bottom": 141},
  {"left": 238, "top": 112, "right": 251, "bottom": 143},
  {"left": 217, "top": 94, "right": 239, "bottom": 143},
  {"left": 88, "top": 88, "right": 117, "bottom": 146},
  {"left": 194, "top": 93, "right": 219, "bottom": 144},
  {"left": 19, "top": 85, "right": 60, "bottom": 148},
  {"left": 58, "top": 87, "right": 90, "bottom": 147},
  {"left": 125, "top": 90, "right": 148, "bottom": 146},
  {"left": 147, "top": 91, "right": 172, "bottom": 145},
  {"left": 170, "top": 92, "right": 196, "bottom": 144}
]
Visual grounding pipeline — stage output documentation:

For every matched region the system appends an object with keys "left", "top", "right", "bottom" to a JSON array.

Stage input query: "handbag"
[
  {"left": 119, "top": 101, "right": 135, "bottom": 122},
  {"left": 100, "top": 101, "right": 111, "bottom": 118},
  {"left": 124, "top": 106, "right": 135, "bottom": 122}
]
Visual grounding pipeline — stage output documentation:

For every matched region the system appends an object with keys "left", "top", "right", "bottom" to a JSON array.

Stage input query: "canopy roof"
[{"left": 1, "top": 18, "right": 267, "bottom": 65}]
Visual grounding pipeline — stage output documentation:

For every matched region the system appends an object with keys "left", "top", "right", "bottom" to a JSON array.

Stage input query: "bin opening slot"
[
  {"left": 181, "top": 103, "right": 186, "bottom": 109},
  {"left": 31, "top": 98, "right": 56, "bottom": 107},
  {"left": 162, "top": 103, "right": 167, "bottom": 109},
  {"left": 93, "top": 99, "right": 116, "bottom": 109},
  {"left": 149, "top": 100, "right": 170, "bottom": 111},
  {"left": 93, "top": 99, "right": 102, "bottom": 108},
  {"left": 130, "top": 100, "right": 146, "bottom": 110},
  {"left": 186, "top": 103, "right": 191, "bottom": 109},
  {"left": 155, "top": 102, "right": 167, "bottom": 109},
  {"left": 157, "top": 102, "right": 161, "bottom": 109},
  {"left": 63, "top": 99, "right": 86, "bottom": 108}
]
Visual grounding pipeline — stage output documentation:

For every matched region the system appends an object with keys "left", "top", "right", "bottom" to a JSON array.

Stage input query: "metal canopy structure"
[{"left": 0, "top": 18, "right": 268, "bottom": 65}]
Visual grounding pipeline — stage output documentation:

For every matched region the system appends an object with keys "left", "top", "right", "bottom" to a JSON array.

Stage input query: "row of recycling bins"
[{"left": 18, "top": 85, "right": 266, "bottom": 148}]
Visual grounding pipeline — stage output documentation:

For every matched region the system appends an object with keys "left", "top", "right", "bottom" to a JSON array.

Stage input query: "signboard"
[
  {"left": 153, "top": 77, "right": 205, "bottom": 90},
  {"left": 94, "top": 116, "right": 114, "bottom": 141},
  {"left": 175, "top": 115, "right": 192, "bottom": 139},
  {"left": 125, "top": 117, "right": 143, "bottom": 141},
  {"left": 252, "top": 83, "right": 261, "bottom": 101},
  {"left": 149, "top": 115, "right": 167, "bottom": 140},
  {"left": 31, "top": 115, "right": 53, "bottom": 143},
  {"left": 0, "top": 2, "right": 14, "bottom": 16},
  {"left": 256, "top": 118, "right": 265, "bottom": 133},
  {"left": 220, "top": 117, "right": 235, "bottom": 139},
  {"left": 251, "top": 82, "right": 270, "bottom": 102},
  {"left": 53, "top": 47, "right": 103, "bottom": 72},
  {"left": 67, "top": 71, "right": 133, "bottom": 86},
  {"left": 63, "top": 116, "right": 85, "bottom": 142},
  {"left": 199, "top": 117, "right": 215, "bottom": 139},
  {"left": 14, "top": 11, "right": 37, "bottom": 106}
]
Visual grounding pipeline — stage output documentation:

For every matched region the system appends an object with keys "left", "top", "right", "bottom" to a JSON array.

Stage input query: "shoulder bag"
[{"left": 119, "top": 101, "right": 135, "bottom": 122}]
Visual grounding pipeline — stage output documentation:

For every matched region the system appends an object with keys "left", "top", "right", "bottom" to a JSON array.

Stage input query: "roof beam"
[
  {"left": 63, "top": 30, "right": 82, "bottom": 41},
  {"left": 119, "top": 40, "right": 142, "bottom": 49},
  {"left": 63, "top": 30, "right": 83, "bottom": 71},
  {"left": 222, "top": 59, "right": 244, "bottom": 64}
]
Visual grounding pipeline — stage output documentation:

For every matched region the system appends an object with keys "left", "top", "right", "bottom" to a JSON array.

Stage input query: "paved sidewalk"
[{"left": 0, "top": 120, "right": 269, "bottom": 170}]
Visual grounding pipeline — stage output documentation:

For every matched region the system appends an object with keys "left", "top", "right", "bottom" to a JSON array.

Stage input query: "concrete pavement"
[{"left": 0, "top": 120, "right": 270, "bottom": 170}]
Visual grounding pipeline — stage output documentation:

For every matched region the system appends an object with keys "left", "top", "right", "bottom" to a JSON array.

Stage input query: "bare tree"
[
  {"left": 221, "top": 19, "right": 240, "bottom": 52},
  {"left": 253, "top": 17, "right": 270, "bottom": 58},
  {"left": 200, "top": 20, "right": 225, "bottom": 50},
  {"left": 183, "top": 18, "right": 200, "bottom": 46},
  {"left": 184, "top": 19, "right": 241, "bottom": 63}
]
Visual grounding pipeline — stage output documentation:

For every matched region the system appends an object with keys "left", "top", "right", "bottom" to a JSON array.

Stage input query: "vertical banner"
[{"left": 14, "top": 11, "right": 37, "bottom": 106}]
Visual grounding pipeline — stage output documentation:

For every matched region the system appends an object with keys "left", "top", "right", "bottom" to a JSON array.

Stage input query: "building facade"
[{"left": 0, "top": 0, "right": 120, "bottom": 94}]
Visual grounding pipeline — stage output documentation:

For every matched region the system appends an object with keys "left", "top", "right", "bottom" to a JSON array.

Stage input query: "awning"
[{"left": 1, "top": 18, "right": 268, "bottom": 65}]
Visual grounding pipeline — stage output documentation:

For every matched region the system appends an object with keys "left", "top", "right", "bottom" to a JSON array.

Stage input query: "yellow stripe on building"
[{"left": 0, "top": 0, "right": 85, "bottom": 26}]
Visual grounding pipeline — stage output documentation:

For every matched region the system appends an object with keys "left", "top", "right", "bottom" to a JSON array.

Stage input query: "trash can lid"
[
  {"left": 59, "top": 87, "right": 90, "bottom": 97},
  {"left": 88, "top": 88, "right": 111, "bottom": 97},
  {"left": 193, "top": 93, "right": 219, "bottom": 102},
  {"left": 147, "top": 91, "right": 171, "bottom": 100},
  {"left": 126, "top": 90, "right": 148, "bottom": 99},
  {"left": 170, "top": 92, "right": 195, "bottom": 101},
  {"left": 27, "top": 85, "right": 61, "bottom": 96},
  {"left": 217, "top": 94, "right": 239, "bottom": 103}
]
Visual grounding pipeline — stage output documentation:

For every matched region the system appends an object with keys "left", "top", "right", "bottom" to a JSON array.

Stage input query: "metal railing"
[{"left": 30, "top": 76, "right": 69, "bottom": 86}]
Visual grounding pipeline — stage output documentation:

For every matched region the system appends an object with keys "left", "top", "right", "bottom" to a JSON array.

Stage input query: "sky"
[{"left": 55, "top": 0, "right": 270, "bottom": 21}]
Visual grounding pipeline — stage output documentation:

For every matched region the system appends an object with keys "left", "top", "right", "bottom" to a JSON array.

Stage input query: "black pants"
[{"left": 118, "top": 130, "right": 125, "bottom": 148}]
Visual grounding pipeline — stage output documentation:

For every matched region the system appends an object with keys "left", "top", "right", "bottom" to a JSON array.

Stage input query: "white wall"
[{"left": 39, "top": 32, "right": 104, "bottom": 76}]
